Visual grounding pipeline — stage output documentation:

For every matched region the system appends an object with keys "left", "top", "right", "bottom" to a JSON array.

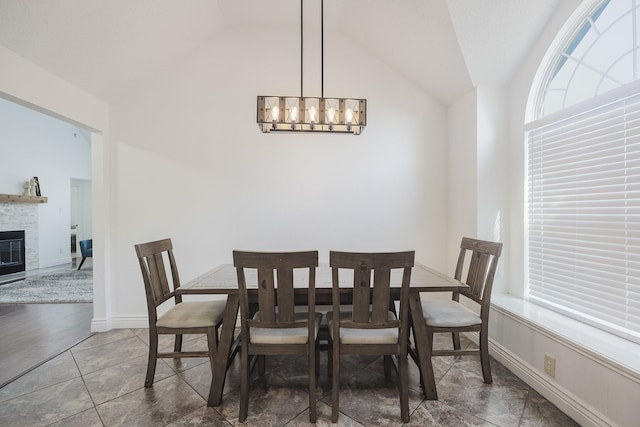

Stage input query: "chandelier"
[{"left": 257, "top": 0, "right": 367, "bottom": 135}]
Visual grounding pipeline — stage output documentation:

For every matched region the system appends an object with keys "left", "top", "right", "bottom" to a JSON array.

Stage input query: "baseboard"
[
  {"left": 111, "top": 315, "right": 149, "bottom": 329},
  {"left": 488, "top": 338, "right": 617, "bottom": 427},
  {"left": 90, "top": 317, "right": 111, "bottom": 332},
  {"left": 91, "top": 315, "right": 150, "bottom": 331},
  {"left": 39, "top": 257, "right": 71, "bottom": 268}
]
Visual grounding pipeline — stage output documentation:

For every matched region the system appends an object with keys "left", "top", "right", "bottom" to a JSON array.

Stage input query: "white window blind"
[{"left": 527, "top": 89, "right": 640, "bottom": 343}]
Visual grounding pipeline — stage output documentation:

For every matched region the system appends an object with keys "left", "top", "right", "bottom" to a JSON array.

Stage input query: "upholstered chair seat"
[
  {"left": 250, "top": 311, "right": 323, "bottom": 345},
  {"left": 421, "top": 300, "right": 481, "bottom": 328},
  {"left": 327, "top": 310, "right": 398, "bottom": 345},
  {"left": 156, "top": 300, "right": 226, "bottom": 329}
]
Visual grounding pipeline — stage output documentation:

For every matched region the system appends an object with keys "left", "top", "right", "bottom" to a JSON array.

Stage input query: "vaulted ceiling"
[{"left": 0, "top": 0, "right": 563, "bottom": 106}]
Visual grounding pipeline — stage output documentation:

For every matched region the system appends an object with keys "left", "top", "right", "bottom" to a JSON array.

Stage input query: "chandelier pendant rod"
[
  {"left": 300, "top": 0, "right": 303, "bottom": 98},
  {"left": 321, "top": 0, "right": 324, "bottom": 99}
]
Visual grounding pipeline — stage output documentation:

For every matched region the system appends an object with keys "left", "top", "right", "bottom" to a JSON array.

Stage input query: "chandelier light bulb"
[
  {"left": 345, "top": 108, "right": 353, "bottom": 124},
  {"left": 327, "top": 107, "right": 336, "bottom": 123}
]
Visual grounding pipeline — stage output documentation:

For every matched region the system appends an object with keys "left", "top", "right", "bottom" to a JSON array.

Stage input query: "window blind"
[{"left": 527, "top": 90, "right": 640, "bottom": 343}]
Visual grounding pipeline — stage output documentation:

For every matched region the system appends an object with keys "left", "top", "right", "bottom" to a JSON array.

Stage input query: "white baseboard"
[
  {"left": 489, "top": 338, "right": 617, "bottom": 427},
  {"left": 90, "top": 317, "right": 111, "bottom": 332},
  {"left": 39, "top": 256, "right": 71, "bottom": 268},
  {"left": 91, "top": 315, "right": 148, "bottom": 332}
]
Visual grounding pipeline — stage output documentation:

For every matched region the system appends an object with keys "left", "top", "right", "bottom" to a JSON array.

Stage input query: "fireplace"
[{"left": 0, "top": 230, "right": 26, "bottom": 276}]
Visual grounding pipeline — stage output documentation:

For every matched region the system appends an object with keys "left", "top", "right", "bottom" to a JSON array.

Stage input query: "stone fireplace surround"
[{"left": 0, "top": 202, "right": 39, "bottom": 271}]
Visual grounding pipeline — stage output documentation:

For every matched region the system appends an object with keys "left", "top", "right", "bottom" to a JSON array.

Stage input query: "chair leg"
[
  {"left": 452, "top": 331, "right": 461, "bottom": 350},
  {"left": 384, "top": 355, "right": 392, "bottom": 376},
  {"left": 309, "top": 344, "right": 317, "bottom": 422},
  {"left": 327, "top": 336, "right": 333, "bottom": 377},
  {"left": 409, "top": 320, "right": 424, "bottom": 390},
  {"left": 331, "top": 343, "right": 340, "bottom": 423},
  {"left": 77, "top": 257, "right": 86, "bottom": 270},
  {"left": 398, "top": 351, "right": 409, "bottom": 423},
  {"left": 145, "top": 330, "right": 159, "bottom": 388},
  {"left": 239, "top": 342, "right": 250, "bottom": 422},
  {"left": 315, "top": 338, "right": 320, "bottom": 378},
  {"left": 205, "top": 327, "right": 218, "bottom": 405},
  {"left": 479, "top": 328, "right": 492, "bottom": 384},
  {"left": 258, "top": 355, "right": 266, "bottom": 376},
  {"left": 174, "top": 334, "right": 183, "bottom": 352}
]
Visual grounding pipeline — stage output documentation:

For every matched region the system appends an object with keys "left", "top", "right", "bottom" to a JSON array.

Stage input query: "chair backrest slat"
[
  {"left": 153, "top": 253, "right": 172, "bottom": 300},
  {"left": 371, "top": 269, "right": 392, "bottom": 323},
  {"left": 256, "top": 267, "right": 277, "bottom": 322},
  {"left": 276, "top": 267, "right": 295, "bottom": 322},
  {"left": 352, "top": 265, "right": 372, "bottom": 323}
]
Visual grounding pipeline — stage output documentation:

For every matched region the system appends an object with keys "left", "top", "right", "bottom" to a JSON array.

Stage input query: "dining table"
[{"left": 178, "top": 262, "right": 469, "bottom": 406}]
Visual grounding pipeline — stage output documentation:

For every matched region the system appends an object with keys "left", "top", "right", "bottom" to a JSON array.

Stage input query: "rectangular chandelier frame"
[{"left": 257, "top": 96, "right": 367, "bottom": 135}]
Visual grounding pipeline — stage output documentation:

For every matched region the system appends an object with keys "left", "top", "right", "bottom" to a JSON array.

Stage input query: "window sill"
[{"left": 491, "top": 294, "right": 640, "bottom": 380}]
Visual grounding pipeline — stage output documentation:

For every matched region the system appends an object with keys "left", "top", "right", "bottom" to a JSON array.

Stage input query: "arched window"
[
  {"left": 526, "top": 0, "right": 640, "bottom": 343},
  {"left": 536, "top": 0, "right": 640, "bottom": 117}
]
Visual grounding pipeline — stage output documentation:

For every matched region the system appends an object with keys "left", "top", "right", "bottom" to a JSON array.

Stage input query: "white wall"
[
  {"left": 0, "top": 97, "right": 91, "bottom": 268},
  {"left": 108, "top": 28, "right": 449, "bottom": 321},
  {"left": 447, "top": 90, "right": 477, "bottom": 271},
  {"left": 476, "top": 85, "right": 509, "bottom": 293}
]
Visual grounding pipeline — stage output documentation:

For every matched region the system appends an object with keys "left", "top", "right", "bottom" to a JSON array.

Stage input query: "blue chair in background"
[{"left": 78, "top": 239, "right": 92, "bottom": 270}]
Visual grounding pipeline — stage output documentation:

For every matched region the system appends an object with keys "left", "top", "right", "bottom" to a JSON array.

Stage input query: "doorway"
[{"left": 70, "top": 178, "right": 92, "bottom": 263}]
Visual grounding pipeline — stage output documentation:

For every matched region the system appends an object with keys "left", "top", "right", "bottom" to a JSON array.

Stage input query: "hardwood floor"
[
  {"left": 0, "top": 259, "right": 93, "bottom": 388},
  {"left": 0, "top": 302, "right": 93, "bottom": 388}
]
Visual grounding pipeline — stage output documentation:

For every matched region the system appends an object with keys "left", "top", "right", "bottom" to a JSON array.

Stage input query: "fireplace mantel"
[{"left": 0, "top": 194, "right": 48, "bottom": 204}]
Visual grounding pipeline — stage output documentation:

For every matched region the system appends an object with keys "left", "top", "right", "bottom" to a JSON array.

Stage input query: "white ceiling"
[{"left": 0, "top": 0, "right": 563, "bottom": 105}]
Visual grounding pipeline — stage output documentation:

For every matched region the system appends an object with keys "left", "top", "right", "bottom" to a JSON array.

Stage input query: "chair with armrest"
[
  {"left": 77, "top": 239, "right": 92, "bottom": 270},
  {"left": 135, "top": 238, "right": 226, "bottom": 405},
  {"left": 411, "top": 237, "right": 502, "bottom": 385},
  {"left": 327, "top": 251, "right": 415, "bottom": 423},
  {"left": 233, "top": 250, "right": 321, "bottom": 423}
]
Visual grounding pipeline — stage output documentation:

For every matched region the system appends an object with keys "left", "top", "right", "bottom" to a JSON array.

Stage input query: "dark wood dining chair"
[
  {"left": 233, "top": 250, "right": 320, "bottom": 423},
  {"left": 135, "top": 238, "right": 226, "bottom": 404},
  {"left": 411, "top": 237, "right": 502, "bottom": 385},
  {"left": 327, "top": 251, "right": 415, "bottom": 423}
]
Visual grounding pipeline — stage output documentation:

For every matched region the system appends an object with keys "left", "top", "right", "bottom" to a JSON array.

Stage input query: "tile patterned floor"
[{"left": 0, "top": 329, "right": 579, "bottom": 426}]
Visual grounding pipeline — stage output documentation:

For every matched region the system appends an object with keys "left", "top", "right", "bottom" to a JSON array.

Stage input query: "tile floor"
[{"left": 0, "top": 329, "right": 579, "bottom": 426}]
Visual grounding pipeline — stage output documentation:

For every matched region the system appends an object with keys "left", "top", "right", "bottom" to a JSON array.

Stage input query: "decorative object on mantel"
[
  {"left": 22, "top": 180, "right": 31, "bottom": 196},
  {"left": 0, "top": 194, "right": 48, "bottom": 204},
  {"left": 33, "top": 176, "right": 41, "bottom": 197},
  {"left": 29, "top": 178, "right": 37, "bottom": 196},
  {"left": 257, "top": 0, "right": 366, "bottom": 135}
]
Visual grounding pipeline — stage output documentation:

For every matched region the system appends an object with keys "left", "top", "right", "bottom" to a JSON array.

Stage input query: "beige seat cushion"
[
  {"left": 422, "top": 300, "right": 481, "bottom": 327},
  {"left": 326, "top": 310, "right": 399, "bottom": 345},
  {"left": 250, "top": 311, "right": 323, "bottom": 345},
  {"left": 156, "top": 300, "right": 226, "bottom": 329}
]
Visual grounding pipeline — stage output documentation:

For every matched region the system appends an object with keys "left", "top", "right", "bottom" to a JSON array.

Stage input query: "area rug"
[{"left": 0, "top": 268, "right": 93, "bottom": 303}]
